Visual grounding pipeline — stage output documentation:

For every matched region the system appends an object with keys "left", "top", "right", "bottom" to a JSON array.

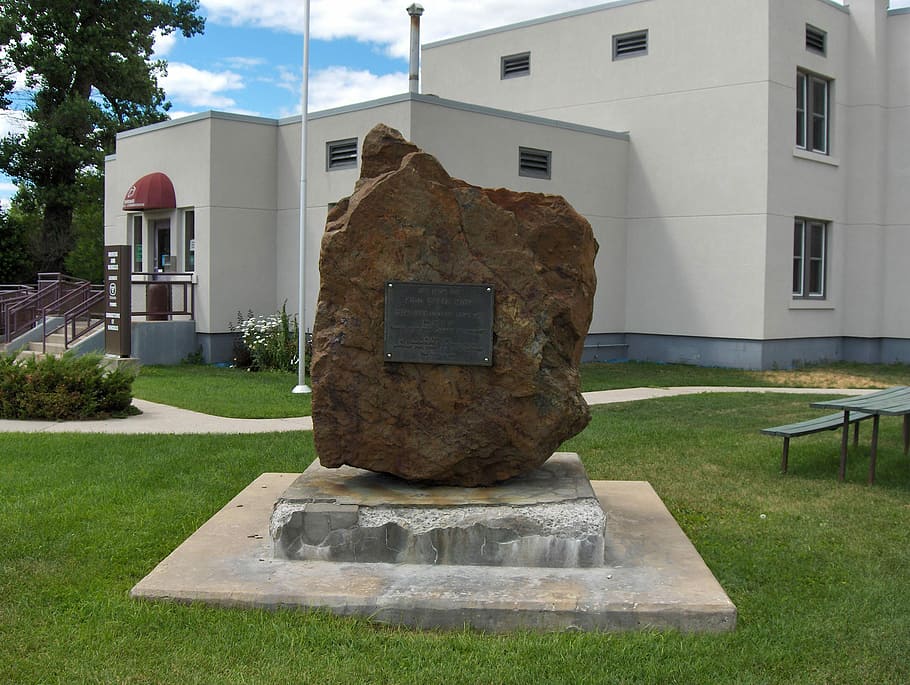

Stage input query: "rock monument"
[{"left": 310, "top": 124, "right": 598, "bottom": 486}]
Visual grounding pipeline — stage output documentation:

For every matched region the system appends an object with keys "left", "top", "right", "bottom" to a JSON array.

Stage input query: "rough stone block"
[
  {"left": 311, "top": 124, "right": 597, "bottom": 486},
  {"left": 270, "top": 452, "right": 606, "bottom": 568}
]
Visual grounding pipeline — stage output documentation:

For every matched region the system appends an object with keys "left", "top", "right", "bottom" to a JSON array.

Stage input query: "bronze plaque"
[{"left": 384, "top": 282, "right": 494, "bottom": 366}]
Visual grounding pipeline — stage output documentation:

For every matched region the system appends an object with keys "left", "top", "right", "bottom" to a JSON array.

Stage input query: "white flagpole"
[{"left": 292, "top": 0, "right": 312, "bottom": 394}]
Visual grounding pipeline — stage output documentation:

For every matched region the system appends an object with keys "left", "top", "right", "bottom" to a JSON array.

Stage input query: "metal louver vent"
[
  {"left": 326, "top": 138, "right": 358, "bottom": 170},
  {"left": 519, "top": 147, "right": 551, "bottom": 179},
  {"left": 613, "top": 30, "right": 648, "bottom": 59},
  {"left": 806, "top": 25, "right": 826, "bottom": 55},
  {"left": 501, "top": 52, "right": 531, "bottom": 79}
]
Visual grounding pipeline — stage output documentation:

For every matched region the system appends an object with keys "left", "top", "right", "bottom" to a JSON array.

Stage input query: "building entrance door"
[{"left": 154, "top": 219, "right": 173, "bottom": 272}]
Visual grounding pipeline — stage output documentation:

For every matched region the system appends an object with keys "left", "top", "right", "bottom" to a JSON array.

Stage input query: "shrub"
[
  {"left": 230, "top": 303, "right": 311, "bottom": 373},
  {"left": 0, "top": 353, "right": 136, "bottom": 420}
]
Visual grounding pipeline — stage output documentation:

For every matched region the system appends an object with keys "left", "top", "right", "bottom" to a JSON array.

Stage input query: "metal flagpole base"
[{"left": 292, "top": 384, "right": 312, "bottom": 394}]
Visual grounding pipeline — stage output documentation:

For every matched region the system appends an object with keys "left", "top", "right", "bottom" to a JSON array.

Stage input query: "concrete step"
[
  {"left": 27, "top": 340, "right": 66, "bottom": 355},
  {"left": 15, "top": 349, "right": 46, "bottom": 363}
]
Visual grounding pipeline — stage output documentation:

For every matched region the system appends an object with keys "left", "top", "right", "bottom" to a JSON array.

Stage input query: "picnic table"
[{"left": 810, "top": 386, "right": 910, "bottom": 484}]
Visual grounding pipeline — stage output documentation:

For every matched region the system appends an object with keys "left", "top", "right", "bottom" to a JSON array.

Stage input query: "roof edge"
[{"left": 117, "top": 110, "right": 278, "bottom": 141}]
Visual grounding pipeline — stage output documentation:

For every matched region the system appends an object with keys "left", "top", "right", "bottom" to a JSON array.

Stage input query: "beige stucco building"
[{"left": 104, "top": 0, "right": 910, "bottom": 368}]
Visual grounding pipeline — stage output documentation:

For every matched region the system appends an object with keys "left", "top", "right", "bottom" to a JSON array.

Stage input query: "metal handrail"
[
  {"left": 0, "top": 286, "right": 35, "bottom": 339},
  {"left": 62, "top": 288, "right": 106, "bottom": 349},
  {"left": 130, "top": 272, "right": 195, "bottom": 319},
  {"left": 40, "top": 282, "right": 102, "bottom": 354},
  {"left": 2, "top": 274, "right": 93, "bottom": 344}
]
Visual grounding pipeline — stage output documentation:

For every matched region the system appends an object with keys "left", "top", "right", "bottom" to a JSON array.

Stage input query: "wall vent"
[
  {"left": 613, "top": 30, "right": 648, "bottom": 60},
  {"left": 501, "top": 52, "right": 531, "bottom": 79},
  {"left": 326, "top": 138, "right": 358, "bottom": 170},
  {"left": 806, "top": 25, "right": 826, "bottom": 55},
  {"left": 519, "top": 147, "right": 551, "bottom": 179}
]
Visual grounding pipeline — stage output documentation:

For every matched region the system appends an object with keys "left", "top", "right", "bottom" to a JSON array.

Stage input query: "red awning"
[{"left": 122, "top": 172, "right": 176, "bottom": 211}]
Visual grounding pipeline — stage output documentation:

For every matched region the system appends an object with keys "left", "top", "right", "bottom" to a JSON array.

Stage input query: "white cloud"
[
  {"left": 160, "top": 63, "right": 244, "bottom": 108},
  {"left": 0, "top": 180, "right": 17, "bottom": 207},
  {"left": 0, "top": 109, "right": 31, "bottom": 139},
  {"left": 152, "top": 30, "right": 178, "bottom": 58},
  {"left": 199, "top": 0, "right": 910, "bottom": 57},
  {"left": 223, "top": 56, "right": 268, "bottom": 70},
  {"left": 308, "top": 66, "right": 407, "bottom": 111},
  {"left": 199, "top": 1, "right": 607, "bottom": 59}
]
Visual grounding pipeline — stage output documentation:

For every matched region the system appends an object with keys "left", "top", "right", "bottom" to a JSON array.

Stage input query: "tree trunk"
[{"left": 38, "top": 202, "right": 75, "bottom": 273}]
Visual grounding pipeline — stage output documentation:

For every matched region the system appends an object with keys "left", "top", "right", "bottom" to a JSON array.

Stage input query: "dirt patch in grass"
[{"left": 756, "top": 369, "right": 888, "bottom": 388}]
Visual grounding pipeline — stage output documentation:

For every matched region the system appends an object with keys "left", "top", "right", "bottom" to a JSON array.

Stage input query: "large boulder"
[{"left": 311, "top": 124, "right": 597, "bottom": 486}]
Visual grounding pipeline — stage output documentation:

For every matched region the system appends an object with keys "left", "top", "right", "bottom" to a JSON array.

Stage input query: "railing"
[
  {"left": 2, "top": 273, "right": 88, "bottom": 344},
  {"left": 1, "top": 272, "right": 196, "bottom": 351},
  {"left": 130, "top": 272, "right": 195, "bottom": 320},
  {"left": 0, "top": 285, "right": 35, "bottom": 341},
  {"left": 41, "top": 284, "right": 106, "bottom": 353}
]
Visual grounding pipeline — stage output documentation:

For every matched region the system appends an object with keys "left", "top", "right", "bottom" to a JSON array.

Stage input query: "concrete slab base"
[
  {"left": 270, "top": 453, "right": 606, "bottom": 567},
  {"left": 131, "top": 473, "right": 736, "bottom": 632}
]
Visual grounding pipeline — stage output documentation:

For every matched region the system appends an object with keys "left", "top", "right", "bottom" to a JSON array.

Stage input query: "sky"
[{"left": 1, "top": 0, "right": 910, "bottom": 207}]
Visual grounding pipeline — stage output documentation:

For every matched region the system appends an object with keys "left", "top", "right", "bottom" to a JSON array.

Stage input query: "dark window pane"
[
  {"left": 793, "top": 258, "right": 803, "bottom": 294},
  {"left": 809, "top": 223, "right": 824, "bottom": 258},
  {"left": 811, "top": 78, "right": 827, "bottom": 112},
  {"left": 812, "top": 114, "right": 827, "bottom": 152},
  {"left": 809, "top": 260, "right": 822, "bottom": 294}
]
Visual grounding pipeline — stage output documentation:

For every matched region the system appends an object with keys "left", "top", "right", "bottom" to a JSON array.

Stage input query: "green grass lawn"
[
  {"left": 131, "top": 365, "right": 311, "bottom": 418},
  {"left": 131, "top": 361, "right": 910, "bottom": 419},
  {"left": 2, "top": 393, "right": 909, "bottom": 683}
]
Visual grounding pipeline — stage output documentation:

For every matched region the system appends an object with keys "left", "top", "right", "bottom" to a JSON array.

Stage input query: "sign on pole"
[{"left": 104, "top": 245, "right": 132, "bottom": 358}]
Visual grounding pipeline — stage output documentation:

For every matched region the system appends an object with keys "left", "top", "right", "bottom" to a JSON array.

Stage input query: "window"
[
  {"left": 613, "top": 30, "right": 648, "bottom": 60},
  {"left": 326, "top": 138, "right": 358, "bottom": 170},
  {"left": 501, "top": 52, "right": 530, "bottom": 79},
  {"left": 131, "top": 215, "right": 143, "bottom": 272},
  {"left": 793, "top": 218, "right": 827, "bottom": 298},
  {"left": 184, "top": 210, "right": 195, "bottom": 272},
  {"left": 806, "top": 25, "right": 826, "bottom": 55},
  {"left": 519, "top": 147, "right": 551, "bottom": 179},
  {"left": 796, "top": 70, "right": 830, "bottom": 154}
]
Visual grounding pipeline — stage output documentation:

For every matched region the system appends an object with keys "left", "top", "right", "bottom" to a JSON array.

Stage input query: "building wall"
[
  {"left": 104, "top": 113, "right": 282, "bottom": 337},
  {"left": 764, "top": 0, "right": 852, "bottom": 342},
  {"left": 268, "top": 96, "right": 628, "bottom": 335},
  {"left": 422, "top": 0, "right": 774, "bottom": 342},
  {"left": 274, "top": 99, "right": 414, "bottom": 333},
  {"left": 207, "top": 117, "right": 280, "bottom": 333},
  {"left": 423, "top": 0, "right": 909, "bottom": 366},
  {"left": 883, "top": 8, "right": 910, "bottom": 346},
  {"left": 408, "top": 97, "right": 628, "bottom": 334}
]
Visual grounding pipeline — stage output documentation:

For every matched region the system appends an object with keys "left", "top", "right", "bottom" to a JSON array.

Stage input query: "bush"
[
  {"left": 0, "top": 353, "right": 136, "bottom": 420},
  {"left": 230, "top": 303, "right": 311, "bottom": 373}
]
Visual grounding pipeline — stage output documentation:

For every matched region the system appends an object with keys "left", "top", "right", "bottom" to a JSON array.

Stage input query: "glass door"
[{"left": 154, "top": 219, "right": 173, "bottom": 272}]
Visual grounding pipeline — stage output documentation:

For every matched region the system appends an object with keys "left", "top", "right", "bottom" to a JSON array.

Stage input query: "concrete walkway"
[{"left": 0, "top": 386, "right": 874, "bottom": 435}]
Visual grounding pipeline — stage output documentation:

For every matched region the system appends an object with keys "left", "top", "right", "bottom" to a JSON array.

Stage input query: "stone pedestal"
[{"left": 270, "top": 453, "right": 606, "bottom": 568}]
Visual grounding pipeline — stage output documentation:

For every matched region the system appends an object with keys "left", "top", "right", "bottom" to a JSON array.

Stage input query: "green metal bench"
[{"left": 761, "top": 411, "right": 872, "bottom": 473}]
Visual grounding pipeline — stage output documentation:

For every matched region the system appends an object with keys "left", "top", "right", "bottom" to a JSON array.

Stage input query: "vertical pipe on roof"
[{"left": 407, "top": 4, "right": 424, "bottom": 94}]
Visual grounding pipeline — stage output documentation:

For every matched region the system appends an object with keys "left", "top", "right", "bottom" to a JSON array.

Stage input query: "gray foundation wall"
[
  {"left": 593, "top": 333, "right": 910, "bottom": 370},
  {"left": 131, "top": 321, "right": 197, "bottom": 366},
  {"left": 197, "top": 332, "right": 236, "bottom": 365}
]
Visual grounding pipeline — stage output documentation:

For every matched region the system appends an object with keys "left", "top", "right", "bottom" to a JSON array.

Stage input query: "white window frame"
[
  {"left": 793, "top": 218, "right": 827, "bottom": 299},
  {"left": 797, "top": 70, "right": 830, "bottom": 155}
]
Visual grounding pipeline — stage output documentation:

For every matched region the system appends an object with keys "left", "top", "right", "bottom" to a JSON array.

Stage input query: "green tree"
[
  {"left": 64, "top": 170, "right": 104, "bottom": 283},
  {"left": 0, "top": 1, "right": 204, "bottom": 272},
  {"left": 0, "top": 200, "right": 37, "bottom": 283}
]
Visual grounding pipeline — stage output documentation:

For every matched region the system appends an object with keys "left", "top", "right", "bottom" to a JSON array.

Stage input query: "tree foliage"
[
  {"left": 0, "top": 200, "right": 37, "bottom": 283},
  {"left": 0, "top": 1, "right": 204, "bottom": 272}
]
